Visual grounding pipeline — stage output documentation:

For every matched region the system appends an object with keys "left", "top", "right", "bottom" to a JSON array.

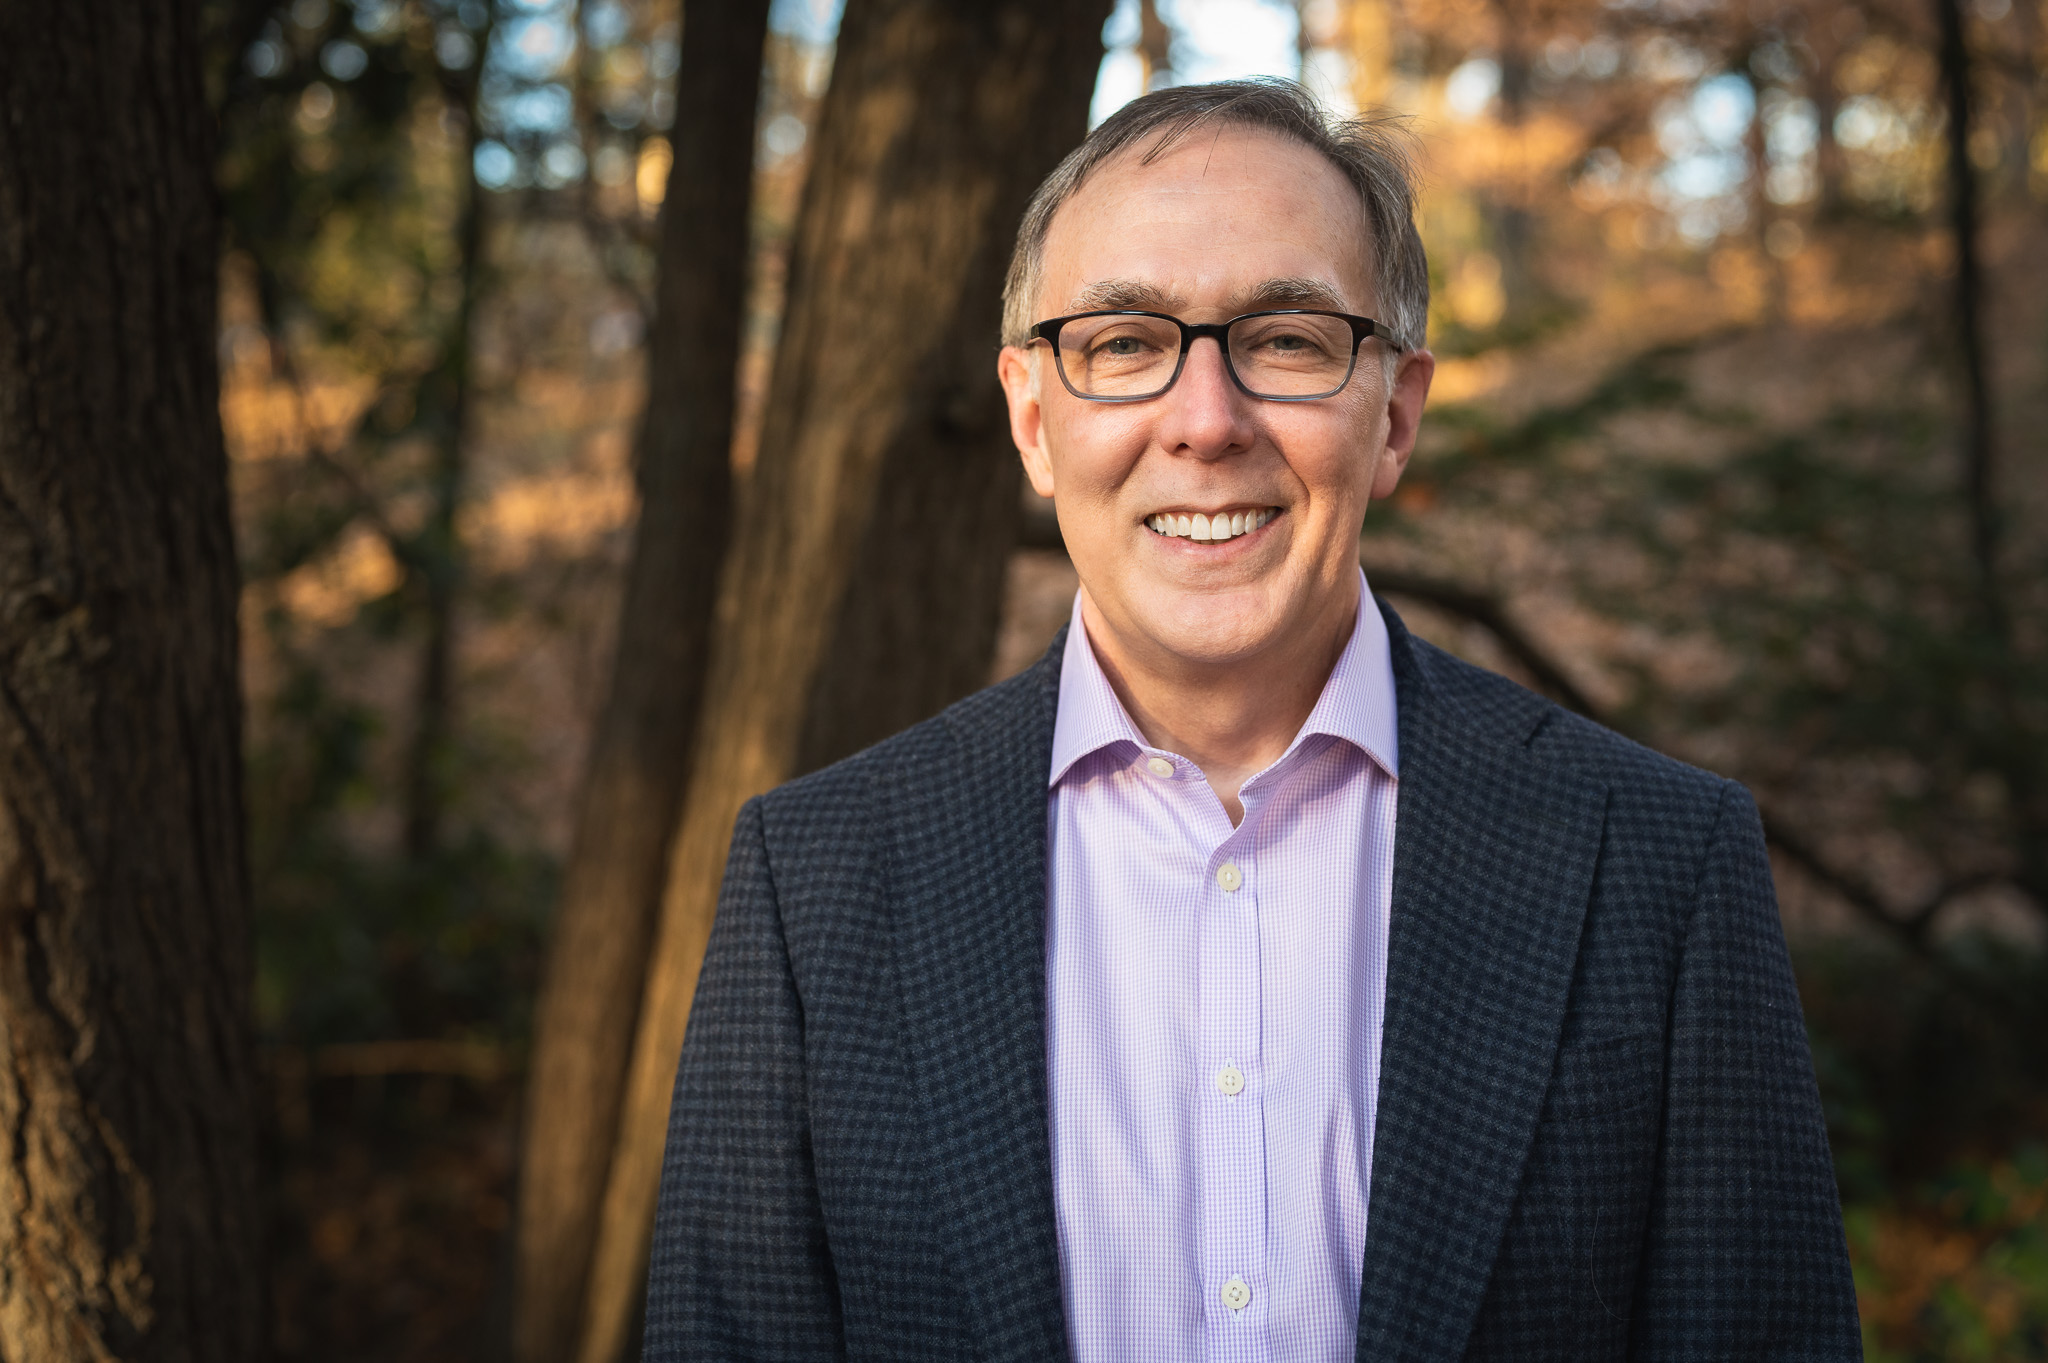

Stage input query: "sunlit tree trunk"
[
  {"left": 511, "top": 1, "right": 770, "bottom": 1358},
  {"left": 0, "top": 3, "right": 263, "bottom": 1359},
  {"left": 1345, "top": 0, "right": 1396, "bottom": 111},
  {"left": 1138, "top": 0, "right": 1173, "bottom": 90},
  {"left": 574, "top": 1, "right": 1111, "bottom": 1358}
]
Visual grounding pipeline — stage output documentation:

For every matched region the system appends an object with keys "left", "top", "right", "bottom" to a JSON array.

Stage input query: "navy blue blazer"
[{"left": 645, "top": 600, "right": 1862, "bottom": 1360}]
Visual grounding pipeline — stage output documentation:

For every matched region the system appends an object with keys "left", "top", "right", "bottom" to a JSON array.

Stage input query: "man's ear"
[
  {"left": 1370, "top": 347, "right": 1435, "bottom": 501},
  {"left": 999, "top": 344, "right": 1057, "bottom": 499}
]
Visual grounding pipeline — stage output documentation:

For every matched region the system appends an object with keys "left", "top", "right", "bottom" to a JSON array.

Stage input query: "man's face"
[{"left": 999, "top": 126, "right": 1433, "bottom": 675}]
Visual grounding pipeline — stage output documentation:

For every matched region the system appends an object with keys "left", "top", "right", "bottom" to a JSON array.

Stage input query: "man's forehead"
[
  {"left": 1039, "top": 128, "right": 1375, "bottom": 319},
  {"left": 1062, "top": 275, "right": 1353, "bottom": 316}
]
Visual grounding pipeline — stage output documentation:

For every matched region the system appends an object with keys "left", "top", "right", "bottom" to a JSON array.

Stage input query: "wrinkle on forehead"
[{"left": 1064, "top": 274, "right": 1354, "bottom": 317}]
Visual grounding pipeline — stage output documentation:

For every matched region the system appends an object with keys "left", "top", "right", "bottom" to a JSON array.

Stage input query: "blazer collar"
[
  {"left": 1354, "top": 601, "right": 1608, "bottom": 1361},
  {"left": 883, "top": 605, "right": 1605, "bottom": 1363}
]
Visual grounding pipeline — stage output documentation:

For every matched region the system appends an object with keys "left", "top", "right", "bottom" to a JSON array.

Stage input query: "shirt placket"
[{"left": 1198, "top": 806, "right": 1267, "bottom": 1361}]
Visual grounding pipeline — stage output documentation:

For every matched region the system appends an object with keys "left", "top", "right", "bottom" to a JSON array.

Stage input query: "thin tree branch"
[
  {"left": 244, "top": 287, "right": 420, "bottom": 576},
  {"left": 204, "top": 0, "right": 285, "bottom": 114},
  {"left": 1900, "top": 871, "right": 2011, "bottom": 940},
  {"left": 1360, "top": 566, "right": 1986, "bottom": 962},
  {"left": 1019, "top": 515, "right": 2016, "bottom": 959},
  {"left": 1757, "top": 815, "right": 1944, "bottom": 957},
  {"left": 567, "top": 0, "right": 659, "bottom": 320},
  {"left": 1362, "top": 567, "right": 1601, "bottom": 717}
]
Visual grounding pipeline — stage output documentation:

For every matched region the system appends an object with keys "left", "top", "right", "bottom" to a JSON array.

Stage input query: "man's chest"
[{"left": 1042, "top": 744, "right": 1396, "bottom": 1359}]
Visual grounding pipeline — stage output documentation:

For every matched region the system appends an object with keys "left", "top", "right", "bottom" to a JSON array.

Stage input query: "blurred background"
[{"left": 202, "top": 0, "right": 2044, "bottom": 1356}]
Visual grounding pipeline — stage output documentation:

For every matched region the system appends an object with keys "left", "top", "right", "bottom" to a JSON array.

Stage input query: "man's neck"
[{"left": 1078, "top": 579, "right": 1360, "bottom": 825}]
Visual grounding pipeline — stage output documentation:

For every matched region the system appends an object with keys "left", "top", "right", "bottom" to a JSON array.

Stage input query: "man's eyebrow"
[
  {"left": 1065, "top": 279, "right": 1185, "bottom": 313},
  {"left": 1234, "top": 277, "right": 1351, "bottom": 311},
  {"left": 1062, "top": 276, "right": 1354, "bottom": 316}
]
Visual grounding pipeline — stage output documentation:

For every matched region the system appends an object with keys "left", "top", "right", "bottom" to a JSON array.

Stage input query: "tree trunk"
[
  {"left": 1932, "top": 0, "right": 2044, "bottom": 912},
  {"left": 1487, "top": 0, "right": 1536, "bottom": 332},
  {"left": 1345, "top": 0, "right": 1396, "bottom": 113},
  {"left": 510, "top": 1, "right": 769, "bottom": 1359},
  {"left": 0, "top": 4, "right": 263, "bottom": 1361},
  {"left": 1807, "top": 0, "right": 1849, "bottom": 215},
  {"left": 1138, "top": 0, "right": 1173, "bottom": 90},
  {"left": 1934, "top": 0, "right": 2000, "bottom": 636},
  {"left": 574, "top": 2, "right": 1110, "bottom": 1358},
  {"left": 400, "top": 43, "right": 491, "bottom": 866}
]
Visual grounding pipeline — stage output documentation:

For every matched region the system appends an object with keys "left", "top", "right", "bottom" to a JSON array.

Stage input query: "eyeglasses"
[{"left": 1028, "top": 308, "right": 1405, "bottom": 403}]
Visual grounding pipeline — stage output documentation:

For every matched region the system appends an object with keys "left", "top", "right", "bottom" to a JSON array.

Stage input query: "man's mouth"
[{"left": 1144, "top": 506, "right": 1279, "bottom": 543}]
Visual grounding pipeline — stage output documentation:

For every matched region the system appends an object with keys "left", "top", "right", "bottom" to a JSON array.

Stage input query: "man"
[{"left": 645, "top": 80, "right": 1860, "bottom": 1361}]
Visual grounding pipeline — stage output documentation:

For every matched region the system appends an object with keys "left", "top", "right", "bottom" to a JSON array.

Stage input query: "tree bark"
[
  {"left": 511, "top": 1, "right": 770, "bottom": 1359},
  {"left": 575, "top": 2, "right": 1110, "bottom": 1358},
  {"left": 0, "top": 4, "right": 262, "bottom": 1361}
]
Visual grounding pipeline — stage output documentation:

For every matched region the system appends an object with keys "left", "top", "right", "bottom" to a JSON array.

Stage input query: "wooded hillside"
[{"left": 4, "top": 0, "right": 2029, "bottom": 1356}]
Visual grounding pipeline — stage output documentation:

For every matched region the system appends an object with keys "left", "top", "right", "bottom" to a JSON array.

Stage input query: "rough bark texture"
[
  {"left": 575, "top": 2, "right": 1111, "bottom": 1358},
  {"left": 0, "top": 4, "right": 262, "bottom": 1361},
  {"left": 511, "top": 2, "right": 769, "bottom": 1360}
]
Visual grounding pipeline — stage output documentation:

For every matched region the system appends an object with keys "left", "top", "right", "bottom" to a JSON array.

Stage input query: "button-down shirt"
[{"left": 1045, "top": 572, "right": 1400, "bottom": 1363}]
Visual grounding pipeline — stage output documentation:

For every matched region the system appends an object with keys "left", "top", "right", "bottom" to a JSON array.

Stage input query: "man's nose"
[{"left": 1158, "top": 335, "right": 1255, "bottom": 460}]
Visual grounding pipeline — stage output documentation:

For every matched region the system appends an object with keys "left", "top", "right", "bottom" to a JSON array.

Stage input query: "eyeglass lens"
[{"left": 1053, "top": 313, "right": 1358, "bottom": 399}]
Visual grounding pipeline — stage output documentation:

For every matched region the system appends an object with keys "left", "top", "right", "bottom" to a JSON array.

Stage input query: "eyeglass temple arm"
[{"left": 1361, "top": 318, "right": 1407, "bottom": 353}]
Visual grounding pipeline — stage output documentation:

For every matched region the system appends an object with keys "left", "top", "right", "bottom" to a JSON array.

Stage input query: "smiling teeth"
[{"left": 1148, "top": 508, "right": 1277, "bottom": 541}]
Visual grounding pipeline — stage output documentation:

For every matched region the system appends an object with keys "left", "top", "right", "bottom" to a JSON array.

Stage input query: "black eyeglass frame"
[{"left": 1027, "top": 308, "right": 1406, "bottom": 404}]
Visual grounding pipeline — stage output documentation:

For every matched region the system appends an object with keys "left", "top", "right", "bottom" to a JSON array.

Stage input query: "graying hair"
[{"left": 1001, "top": 78, "right": 1430, "bottom": 355}]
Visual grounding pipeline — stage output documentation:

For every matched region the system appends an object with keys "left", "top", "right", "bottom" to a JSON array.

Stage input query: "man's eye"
[
  {"left": 1094, "top": 336, "right": 1152, "bottom": 357},
  {"left": 1264, "top": 332, "right": 1312, "bottom": 352}
]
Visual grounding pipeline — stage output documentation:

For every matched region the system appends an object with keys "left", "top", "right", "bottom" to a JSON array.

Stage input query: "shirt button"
[
  {"left": 1215, "top": 861, "right": 1242, "bottom": 893},
  {"left": 1217, "top": 1064, "right": 1244, "bottom": 1097},
  {"left": 1221, "top": 1276, "right": 1251, "bottom": 1311},
  {"left": 1146, "top": 756, "right": 1174, "bottom": 777}
]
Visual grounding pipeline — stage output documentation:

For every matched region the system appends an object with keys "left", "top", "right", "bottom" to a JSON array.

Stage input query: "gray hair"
[{"left": 1000, "top": 79, "right": 1430, "bottom": 354}]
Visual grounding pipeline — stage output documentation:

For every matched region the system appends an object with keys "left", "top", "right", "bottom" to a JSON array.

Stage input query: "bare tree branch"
[
  {"left": 1020, "top": 515, "right": 2017, "bottom": 959},
  {"left": 1363, "top": 565, "right": 1967, "bottom": 961},
  {"left": 1361, "top": 567, "right": 1602, "bottom": 718}
]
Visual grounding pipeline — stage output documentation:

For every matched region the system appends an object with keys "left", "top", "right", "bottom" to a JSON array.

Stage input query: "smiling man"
[{"left": 644, "top": 81, "right": 1860, "bottom": 1362}]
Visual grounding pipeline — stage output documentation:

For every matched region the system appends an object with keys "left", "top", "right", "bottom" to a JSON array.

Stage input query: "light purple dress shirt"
[{"left": 1045, "top": 571, "right": 1400, "bottom": 1363}]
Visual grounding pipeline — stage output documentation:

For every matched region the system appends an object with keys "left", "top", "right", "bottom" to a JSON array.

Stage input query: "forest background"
[{"left": 0, "top": 0, "right": 2043, "bottom": 1357}]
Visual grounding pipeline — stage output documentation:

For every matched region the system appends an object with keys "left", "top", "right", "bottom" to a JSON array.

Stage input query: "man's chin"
[{"left": 1119, "top": 594, "right": 1295, "bottom": 669}]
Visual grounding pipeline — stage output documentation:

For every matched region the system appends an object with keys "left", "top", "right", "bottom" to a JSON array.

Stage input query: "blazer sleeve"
[
  {"left": 643, "top": 797, "right": 845, "bottom": 1361},
  {"left": 1630, "top": 781, "right": 1863, "bottom": 1359}
]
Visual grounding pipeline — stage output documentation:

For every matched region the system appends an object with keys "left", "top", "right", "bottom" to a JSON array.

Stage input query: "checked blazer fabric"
[{"left": 643, "top": 599, "right": 1862, "bottom": 1362}]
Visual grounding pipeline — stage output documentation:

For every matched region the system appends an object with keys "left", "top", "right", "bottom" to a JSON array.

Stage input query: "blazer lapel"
[
  {"left": 887, "top": 637, "right": 1069, "bottom": 1362},
  {"left": 1356, "top": 605, "right": 1609, "bottom": 1361}
]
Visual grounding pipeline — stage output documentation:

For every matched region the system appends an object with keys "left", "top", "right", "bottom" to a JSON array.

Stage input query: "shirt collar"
[{"left": 1048, "top": 567, "right": 1399, "bottom": 789}]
